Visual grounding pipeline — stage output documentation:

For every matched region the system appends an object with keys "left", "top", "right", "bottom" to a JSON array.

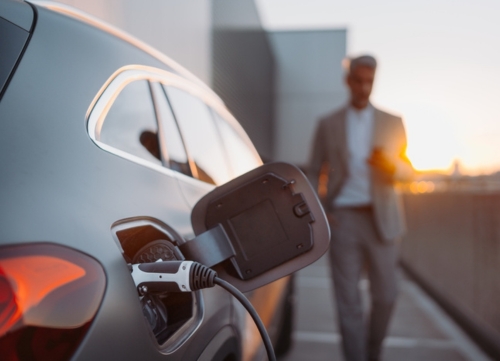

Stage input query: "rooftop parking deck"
[{"left": 279, "top": 254, "right": 492, "bottom": 361}]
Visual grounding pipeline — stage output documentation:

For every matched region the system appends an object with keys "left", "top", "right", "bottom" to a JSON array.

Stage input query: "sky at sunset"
[{"left": 256, "top": 0, "right": 500, "bottom": 175}]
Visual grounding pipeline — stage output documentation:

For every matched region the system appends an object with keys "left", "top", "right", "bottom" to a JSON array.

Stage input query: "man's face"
[{"left": 346, "top": 65, "right": 375, "bottom": 109}]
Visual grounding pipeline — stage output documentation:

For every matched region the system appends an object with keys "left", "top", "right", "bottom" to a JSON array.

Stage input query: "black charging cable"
[
  {"left": 131, "top": 260, "right": 277, "bottom": 361},
  {"left": 214, "top": 277, "right": 276, "bottom": 361}
]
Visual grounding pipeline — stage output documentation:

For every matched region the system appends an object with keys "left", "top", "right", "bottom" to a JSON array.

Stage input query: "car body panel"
[{"left": 0, "top": 1, "right": 301, "bottom": 360}]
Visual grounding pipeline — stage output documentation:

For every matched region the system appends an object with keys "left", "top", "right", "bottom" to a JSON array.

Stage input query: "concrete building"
[{"left": 269, "top": 29, "right": 346, "bottom": 165}]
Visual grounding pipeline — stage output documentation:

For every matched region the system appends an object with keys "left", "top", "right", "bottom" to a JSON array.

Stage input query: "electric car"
[{"left": 0, "top": 1, "right": 305, "bottom": 360}]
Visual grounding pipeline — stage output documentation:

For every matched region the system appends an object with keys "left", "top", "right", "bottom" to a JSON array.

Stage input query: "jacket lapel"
[{"left": 371, "top": 108, "right": 385, "bottom": 150}]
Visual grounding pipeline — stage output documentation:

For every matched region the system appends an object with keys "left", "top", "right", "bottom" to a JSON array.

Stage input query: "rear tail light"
[{"left": 0, "top": 243, "right": 106, "bottom": 361}]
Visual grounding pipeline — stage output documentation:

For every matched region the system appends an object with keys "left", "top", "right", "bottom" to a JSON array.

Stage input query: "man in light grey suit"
[{"left": 309, "top": 55, "right": 413, "bottom": 361}]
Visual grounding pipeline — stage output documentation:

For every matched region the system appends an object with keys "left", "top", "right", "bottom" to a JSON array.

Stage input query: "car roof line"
[{"left": 28, "top": 0, "right": 214, "bottom": 95}]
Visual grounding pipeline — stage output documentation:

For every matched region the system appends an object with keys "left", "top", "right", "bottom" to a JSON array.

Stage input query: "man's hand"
[{"left": 367, "top": 148, "right": 396, "bottom": 176}]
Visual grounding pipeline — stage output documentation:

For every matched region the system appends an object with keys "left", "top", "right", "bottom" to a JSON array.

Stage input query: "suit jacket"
[{"left": 308, "top": 105, "right": 413, "bottom": 242}]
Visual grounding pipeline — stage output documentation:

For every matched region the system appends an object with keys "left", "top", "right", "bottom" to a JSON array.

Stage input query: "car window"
[
  {"left": 165, "top": 86, "right": 232, "bottom": 185},
  {"left": 100, "top": 80, "right": 161, "bottom": 165},
  {"left": 212, "top": 110, "right": 261, "bottom": 177},
  {"left": 0, "top": 17, "right": 30, "bottom": 99},
  {"left": 149, "top": 82, "right": 191, "bottom": 176}
]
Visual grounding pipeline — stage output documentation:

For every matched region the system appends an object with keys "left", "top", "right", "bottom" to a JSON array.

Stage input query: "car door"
[{"left": 86, "top": 66, "right": 238, "bottom": 358}]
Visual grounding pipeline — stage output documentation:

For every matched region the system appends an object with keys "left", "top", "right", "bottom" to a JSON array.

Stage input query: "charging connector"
[
  {"left": 131, "top": 260, "right": 216, "bottom": 293},
  {"left": 130, "top": 260, "right": 276, "bottom": 361}
]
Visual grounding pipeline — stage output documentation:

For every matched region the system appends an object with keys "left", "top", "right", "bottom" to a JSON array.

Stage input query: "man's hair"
[{"left": 344, "top": 55, "right": 377, "bottom": 75}]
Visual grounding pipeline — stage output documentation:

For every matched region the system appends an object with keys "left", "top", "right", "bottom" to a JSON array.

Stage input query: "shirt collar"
[
  {"left": 348, "top": 102, "right": 373, "bottom": 115},
  {"left": 347, "top": 103, "right": 374, "bottom": 121}
]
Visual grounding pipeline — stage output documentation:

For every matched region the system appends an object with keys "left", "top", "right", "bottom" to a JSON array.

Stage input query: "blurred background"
[{"left": 52, "top": 0, "right": 500, "bottom": 359}]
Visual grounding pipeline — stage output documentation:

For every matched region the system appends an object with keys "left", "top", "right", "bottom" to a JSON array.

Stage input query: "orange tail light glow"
[{"left": 0, "top": 243, "right": 106, "bottom": 361}]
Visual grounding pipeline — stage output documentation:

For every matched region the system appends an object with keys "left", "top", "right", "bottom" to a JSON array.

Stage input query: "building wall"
[
  {"left": 270, "top": 30, "right": 347, "bottom": 166},
  {"left": 212, "top": 0, "right": 262, "bottom": 29},
  {"left": 212, "top": 0, "right": 275, "bottom": 161}
]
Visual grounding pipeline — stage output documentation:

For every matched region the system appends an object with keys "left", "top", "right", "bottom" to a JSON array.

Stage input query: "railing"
[{"left": 401, "top": 189, "right": 500, "bottom": 359}]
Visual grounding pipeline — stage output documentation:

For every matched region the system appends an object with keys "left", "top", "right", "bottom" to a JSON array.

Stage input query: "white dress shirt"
[{"left": 334, "top": 105, "right": 374, "bottom": 207}]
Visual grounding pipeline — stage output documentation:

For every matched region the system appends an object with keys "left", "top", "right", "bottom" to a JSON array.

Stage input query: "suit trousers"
[{"left": 328, "top": 207, "right": 399, "bottom": 361}]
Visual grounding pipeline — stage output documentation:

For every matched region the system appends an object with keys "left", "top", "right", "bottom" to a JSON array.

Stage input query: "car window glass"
[
  {"left": 165, "top": 86, "right": 232, "bottom": 185},
  {"left": 100, "top": 80, "right": 161, "bottom": 165},
  {"left": 0, "top": 17, "right": 30, "bottom": 98},
  {"left": 150, "top": 82, "right": 191, "bottom": 175},
  {"left": 212, "top": 111, "right": 261, "bottom": 177}
]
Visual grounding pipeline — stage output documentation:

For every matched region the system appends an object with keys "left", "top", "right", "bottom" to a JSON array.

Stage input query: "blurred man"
[{"left": 308, "top": 55, "right": 413, "bottom": 361}]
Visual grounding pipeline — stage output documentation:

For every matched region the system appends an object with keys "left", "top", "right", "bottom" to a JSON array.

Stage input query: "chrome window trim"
[
  {"left": 86, "top": 66, "right": 199, "bottom": 177},
  {"left": 149, "top": 81, "right": 178, "bottom": 168},
  {"left": 87, "top": 65, "right": 259, "bottom": 183},
  {"left": 86, "top": 68, "right": 165, "bottom": 175}
]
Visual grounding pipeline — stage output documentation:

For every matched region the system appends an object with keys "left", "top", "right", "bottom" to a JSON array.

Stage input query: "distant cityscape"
[{"left": 402, "top": 160, "right": 500, "bottom": 193}]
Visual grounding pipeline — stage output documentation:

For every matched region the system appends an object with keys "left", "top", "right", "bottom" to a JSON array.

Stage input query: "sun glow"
[
  {"left": 405, "top": 121, "right": 459, "bottom": 173},
  {"left": 401, "top": 106, "right": 500, "bottom": 175},
  {"left": 373, "top": 62, "right": 500, "bottom": 176},
  {"left": 384, "top": 105, "right": 461, "bottom": 173}
]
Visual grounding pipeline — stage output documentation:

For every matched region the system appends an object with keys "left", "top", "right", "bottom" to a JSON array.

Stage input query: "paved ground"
[{"left": 278, "top": 254, "right": 491, "bottom": 361}]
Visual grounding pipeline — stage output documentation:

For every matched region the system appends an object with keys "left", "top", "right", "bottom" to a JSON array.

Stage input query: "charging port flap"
[{"left": 190, "top": 162, "right": 330, "bottom": 292}]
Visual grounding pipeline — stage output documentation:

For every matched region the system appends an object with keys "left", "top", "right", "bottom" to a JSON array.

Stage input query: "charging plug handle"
[
  {"left": 130, "top": 260, "right": 276, "bottom": 361},
  {"left": 131, "top": 260, "right": 217, "bottom": 293}
]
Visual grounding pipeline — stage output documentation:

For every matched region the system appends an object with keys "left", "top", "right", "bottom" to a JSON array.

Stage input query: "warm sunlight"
[
  {"left": 403, "top": 109, "right": 460, "bottom": 173},
  {"left": 373, "top": 76, "right": 500, "bottom": 175},
  {"left": 381, "top": 99, "right": 500, "bottom": 175}
]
